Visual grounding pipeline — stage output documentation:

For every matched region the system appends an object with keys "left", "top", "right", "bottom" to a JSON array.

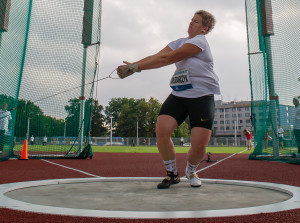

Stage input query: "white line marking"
[
  {"left": 42, "top": 159, "right": 102, "bottom": 178},
  {"left": 186, "top": 149, "right": 249, "bottom": 176},
  {"left": 238, "top": 149, "right": 248, "bottom": 154},
  {"left": 196, "top": 153, "right": 236, "bottom": 173}
]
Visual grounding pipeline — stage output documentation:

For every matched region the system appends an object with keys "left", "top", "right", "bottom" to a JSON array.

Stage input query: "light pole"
[
  {"left": 234, "top": 101, "right": 239, "bottom": 145},
  {"left": 234, "top": 120, "right": 237, "bottom": 146},
  {"left": 136, "top": 120, "right": 139, "bottom": 146},
  {"left": 236, "top": 106, "right": 238, "bottom": 130},
  {"left": 26, "top": 110, "right": 32, "bottom": 141},
  {"left": 224, "top": 108, "right": 226, "bottom": 132},
  {"left": 64, "top": 118, "right": 66, "bottom": 139},
  {"left": 26, "top": 116, "right": 30, "bottom": 141},
  {"left": 110, "top": 117, "right": 113, "bottom": 146}
]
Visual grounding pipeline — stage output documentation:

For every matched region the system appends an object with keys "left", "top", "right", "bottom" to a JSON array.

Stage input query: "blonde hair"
[{"left": 195, "top": 10, "right": 216, "bottom": 34}]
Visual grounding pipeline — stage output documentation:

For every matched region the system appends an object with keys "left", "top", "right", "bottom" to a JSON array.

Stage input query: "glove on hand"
[{"left": 117, "top": 64, "right": 141, "bottom": 79}]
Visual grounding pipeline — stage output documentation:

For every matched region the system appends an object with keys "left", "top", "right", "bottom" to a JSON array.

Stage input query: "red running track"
[{"left": 0, "top": 152, "right": 300, "bottom": 223}]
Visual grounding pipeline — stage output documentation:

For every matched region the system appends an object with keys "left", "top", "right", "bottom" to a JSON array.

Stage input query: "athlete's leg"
[
  {"left": 156, "top": 94, "right": 187, "bottom": 189},
  {"left": 156, "top": 115, "right": 180, "bottom": 189},
  {"left": 187, "top": 127, "right": 212, "bottom": 165},
  {"left": 184, "top": 127, "right": 211, "bottom": 187},
  {"left": 156, "top": 115, "right": 178, "bottom": 161},
  {"left": 184, "top": 95, "right": 214, "bottom": 187}
]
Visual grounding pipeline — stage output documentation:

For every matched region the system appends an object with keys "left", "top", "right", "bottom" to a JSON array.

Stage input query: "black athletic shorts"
[{"left": 159, "top": 94, "right": 215, "bottom": 130}]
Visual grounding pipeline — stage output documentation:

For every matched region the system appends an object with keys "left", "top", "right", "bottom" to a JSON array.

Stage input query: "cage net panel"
[
  {"left": 0, "top": 0, "right": 101, "bottom": 160},
  {"left": 246, "top": 0, "right": 300, "bottom": 164},
  {"left": 0, "top": 1, "right": 30, "bottom": 161}
]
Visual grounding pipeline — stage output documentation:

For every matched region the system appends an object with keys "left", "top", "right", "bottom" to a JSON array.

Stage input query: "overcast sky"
[{"left": 95, "top": 0, "right": 251, "bottom": 106}]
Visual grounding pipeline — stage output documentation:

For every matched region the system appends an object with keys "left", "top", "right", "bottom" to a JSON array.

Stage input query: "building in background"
[{"left": 213, "top": 100, "right": 252, "bottom": 137}]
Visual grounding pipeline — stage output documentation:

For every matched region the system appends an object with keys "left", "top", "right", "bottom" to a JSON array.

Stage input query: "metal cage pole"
[
  {"left": 78, "top": 0, "right": 94, "bottom": 153},
  {"left": 78, "top": 46, "right": 87, "bottom": 153},
  {"left": 257, "top": 0, "right": 279, "bottom": 158}
]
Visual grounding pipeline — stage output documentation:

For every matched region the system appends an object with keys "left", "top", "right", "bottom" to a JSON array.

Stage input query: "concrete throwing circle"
[{"left": 0, "top": 177, "right": 300, "bottom": 219}]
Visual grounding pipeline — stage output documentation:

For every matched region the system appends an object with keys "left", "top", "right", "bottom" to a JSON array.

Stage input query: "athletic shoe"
[
  {"left": 186, "top": 172, "right": 201, "bottom": 187},
  {"left": 157, "top": 171, "right": 180, "bottom": 189}
]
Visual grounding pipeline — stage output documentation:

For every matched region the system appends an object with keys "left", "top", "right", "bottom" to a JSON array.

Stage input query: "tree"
[
  {"left": 15, "top": 99, "right": 47, "bottom": 137},
  {"left": 65, "top": 98, "right": 107, "bottom": 137},
  {"left": 104, "top": 98, "right": 136, "bottom": 136},
  {"left": 64, "top": 98, "right": 81, "bottom": 137},
  {"left": 104, "top": 98, "right": 135, "bottom": 127},
  {"left": 146, "top": 97, "right": 161, "bottom": 137},
  {"left": 12, "top": 98, "right": 65, "bottom": 138},
  {"left": 90, "top": 99, "right": 107, "bottom": 136},
  {"left": 173, "top": 122, "right": 190, "bottom": 137},
  {"left": 105, "top": 97, "right": 162, "bottom": 137},
  {"left": 117, "top": 103, "right": 137, "bottom": 137}
]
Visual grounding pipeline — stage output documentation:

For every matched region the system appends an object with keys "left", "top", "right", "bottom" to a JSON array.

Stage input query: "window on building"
[
  {"left": 239, "top": 120, "right": 243, "bottom": 124},
  {"left": 232, "top": 114, "right": 236, "bottom": 118},
  {"left": 214, "top": 121, "right": 218, "bottom": 124},
  {"left": 225, "top": 108, "right": 230, "bottom": 112},
  {"left": 226, "top": 120, "right": 230, "bottom": 124},
  {"left": 245, "top": 113, "right": 250, "bottom": 117},
  {"left": 220, "top": 121, "right": 224, "bottom": 124},
  {"left": 220, "top": 115, "right": 224, "bottom": 118},
  {"left": 226, "top": 126, "right": 230, "bottom": 130},
  {"left": 237, "top": 107, "right": 242, "bottom": 111},
  {"left": 225, "top": 114, "right": 229, "bottom": 118},
  {"left": 232, "top": 108, "right": 236, "bottom": 112},
  {"left": 220, "top": 108, "right": 224, "bottom": 112},
  {"left": 238, "top": 114, "right": 242, "bottom": 118},
  {"left": 246, "top": 120, "right": 251, "bottom": 123},
  {"left": 245, "top": 107, "right": 250, "bottom": 111},
  {"left": 220, "top": 127, "right": 224, "bottom": 130}
]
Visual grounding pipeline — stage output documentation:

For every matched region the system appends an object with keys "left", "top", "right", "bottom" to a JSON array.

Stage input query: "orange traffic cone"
[{"left": 20, "top": 139, "right": 28, "bottom": 160}]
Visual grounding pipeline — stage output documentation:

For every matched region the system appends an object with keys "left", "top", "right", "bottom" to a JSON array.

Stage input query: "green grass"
[
  {"left": 13, "top": 144, "right": 253, "bottom": 154},
  {"left": 13, "top": 144, "right": 297, "bottom": 156},
  {"left": 91, "top": 146, "right": 252, "bottom": 154},
  {"left": 14, "top": 144, "right": 76, "bottom": 152}
]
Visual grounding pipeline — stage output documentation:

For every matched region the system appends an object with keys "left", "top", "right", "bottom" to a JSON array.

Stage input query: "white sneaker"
[{"left": 186, "top": 172, "right": 201, "bottom": 187}]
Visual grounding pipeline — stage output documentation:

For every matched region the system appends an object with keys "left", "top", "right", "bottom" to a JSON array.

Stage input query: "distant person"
[
  {"left": 180, "top": 137, "right": 184, "bottom": 146},
  {"left": 293, "top": 98, "right": 300, "bottom": 154},
  {"left": 263, "top": 133, "right": 272, "bottom": 150},
  {"left": 117, "top": 10, "right": 220, "bottom": 189},
  {"left": 243, "top": 129, "right": 252, "bottom": 150},
  {"left": 0, "top": 103, "right": 12, "bottom": 153},
  {"left": 143, "top": 138, "right": 146, "bottom": 146},
  {"left": 277, "top": 125, "right": 284, "bottom": 149},
  {"left": 30, "top": 135, "right": 35, "bottom": 145},
  {"left": 43, "top": 136, "right": 47, "bottom": 146}
]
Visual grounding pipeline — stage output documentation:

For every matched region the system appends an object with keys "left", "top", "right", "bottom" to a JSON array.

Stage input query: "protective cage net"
[
  {"left": 245, "top": 0, "right": 300, "bottom": 164},
  {"left": 0, "top": 0, "right": 102, "bottom": 161}
]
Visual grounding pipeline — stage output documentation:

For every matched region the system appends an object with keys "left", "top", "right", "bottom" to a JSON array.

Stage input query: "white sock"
[
  {"left": 163, "top": 159, "right": 177, "bottom": 175},
  {"left": 185, "top": 161, "right": 199, "bottom": 177}
]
